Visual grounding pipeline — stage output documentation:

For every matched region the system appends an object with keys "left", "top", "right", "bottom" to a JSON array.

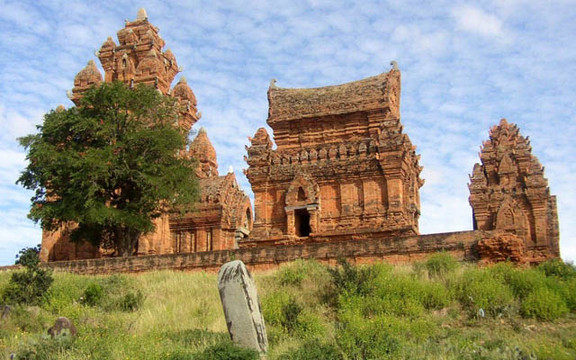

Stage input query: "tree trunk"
[{"left": 115, "top": 226, "right": 141, "bottom": 257}]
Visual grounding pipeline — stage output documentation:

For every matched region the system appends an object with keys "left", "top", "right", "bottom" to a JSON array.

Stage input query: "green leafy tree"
[{"left": 17, "top": 82, "right": 199, "bottom": 256}]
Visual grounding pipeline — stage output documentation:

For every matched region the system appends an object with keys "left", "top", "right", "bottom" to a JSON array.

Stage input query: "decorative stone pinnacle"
[
  {"left": 137, "top": 8, "right": 148, "bottom": 20},
  {"left": 390, "top": 60, "right": 399, "bottom": 70},
  {"left": 269, "top": 78, "right": 278, "bottom": 89},
  {"left": 179, "top": 76, "right": 187, "bottom": 84},
  {"left": 199, "top": 126, "right": 207, "bottom": 134}
]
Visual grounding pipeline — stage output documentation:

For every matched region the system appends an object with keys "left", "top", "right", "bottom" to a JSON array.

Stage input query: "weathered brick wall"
[{"left": 39, "top": 230, "right": 488, "bottom": 275}]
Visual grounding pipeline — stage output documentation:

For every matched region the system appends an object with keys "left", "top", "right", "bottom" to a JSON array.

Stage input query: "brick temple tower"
[
  {"left": 70, "top": 8, "right": 199, "bottom": 133},
  {"left": 469, "top": 119, "right": 560, "bottom": 262},
  {"left": 41, "top": 9, "right": 251, "bottom": 261},
  {"left": 243, "top": 68, "right": 424, "bottom": 246}
]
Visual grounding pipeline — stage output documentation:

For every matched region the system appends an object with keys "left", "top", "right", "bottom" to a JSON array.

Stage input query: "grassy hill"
[{"left": 1, "top": 255, "right": 575, "bottom": 359}]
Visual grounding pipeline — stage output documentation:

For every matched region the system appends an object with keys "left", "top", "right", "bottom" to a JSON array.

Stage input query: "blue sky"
[{"left": 1, "top": 0, "right": 574, "bottom": 265}]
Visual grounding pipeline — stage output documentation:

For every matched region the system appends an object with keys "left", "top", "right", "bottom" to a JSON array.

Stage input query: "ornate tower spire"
[
  {"left": 172, "top": 76, "right": 199, "bottom": 132},
  {"left": 137, "top": 8, "right": 148, "bottom": 21},
  {"left": 93, "top": 8, "right": 177, "bottom": 94},
  {"left": 469, "top": 119, "right": 560, "bottom": 261},
  {"left": 189, "top": 127, "right": 219, "bottom": 179},
  {"left": 71, "top": 60, "right": 103, "bottom": 105},
  {"left": 73, "top": 8, "right": 198, "bottom": 133}
]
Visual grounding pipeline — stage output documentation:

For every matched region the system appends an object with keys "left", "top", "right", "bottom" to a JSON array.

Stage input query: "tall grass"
[{"left": 1, "top": 256, "right": 575, "bottom": 359}]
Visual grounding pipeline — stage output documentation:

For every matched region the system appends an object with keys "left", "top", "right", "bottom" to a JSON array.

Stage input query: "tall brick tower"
[
  {"left": 469, "top": 119, "right": 560, "bottom": 262},
  {"left": 244, "top": 68, "right": 424, "bottom": 246},
  {"left": 71, "top": 8, "right": 199, "bottom": 133}
]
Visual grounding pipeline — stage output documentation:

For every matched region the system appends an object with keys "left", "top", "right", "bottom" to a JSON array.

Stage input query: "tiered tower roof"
[{"left": 71, "top": 8, "right": 199, "bottom": 133}]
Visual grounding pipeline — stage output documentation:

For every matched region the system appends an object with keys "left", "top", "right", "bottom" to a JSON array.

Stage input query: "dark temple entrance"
[{"left": 294, "top": 208, "right": 311, "bottom": 237}]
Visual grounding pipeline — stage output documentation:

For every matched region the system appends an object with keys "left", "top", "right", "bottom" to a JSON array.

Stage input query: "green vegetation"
[
  {"left": 1, "top": 256, "right": 575, "bottom": 359},
  {"left": 17, "top": 82, "right": 199, "bottom": 256},
  {"left": 2, "top": 246, "right": 53, "bottom": 306}
]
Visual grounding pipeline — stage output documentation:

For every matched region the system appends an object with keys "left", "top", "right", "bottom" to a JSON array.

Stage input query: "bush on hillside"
[
  {"left": 2, "top": 245, "right": 53, "bottom": 306},
  {"left": 537, "top": 259, "right": 576, "bottom": 280},
  {"left": 520, "top": 287, "right": 568, "bottom": 321},
  {"left": 278, "top": 264, "right": 307, "bottom": 287},
  {"left": 489, "top": 262, "right": 547, "bottom": 300},
  {"left": 80, "top": 274, "right": 145, "bottom": 312},
  {"left": 193, "top": 342, "right": 260, "bottom": 360},
  {"left": 335, "top": 312, "right": 402, "bottom": 359},
  {"left": 327, "top": 258, "right": 381, "bottom": 298},
  {"left": 424, "top": 251, "right": 459, "bottom": 278},
  {"left": 278, "top": 340, "right": 343, "bottom": 360},
  {"left": 452, "top": 268, "right": 516, "bottom": 318},
  {"left": 261, "top": 291, "right": 325, "bottom": 339}
]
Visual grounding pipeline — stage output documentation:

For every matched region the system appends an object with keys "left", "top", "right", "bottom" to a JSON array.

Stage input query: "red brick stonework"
[
  {"left": 243, "top": 70, "right": 424, "bottom": 247},
  {"left": 38, "top": 9, "right": 562, "bottom": 268},
  {"left": 469, "top": 119, "right": 560, "bottom": 263},
  {"left": 41, "top": 9, "right": 252, "bottom": 261}
]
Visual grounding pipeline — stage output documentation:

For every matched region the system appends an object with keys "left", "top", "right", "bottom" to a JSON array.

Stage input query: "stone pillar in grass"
[{"left": 217, "top": 260, "right": 268, "bottom": 354}]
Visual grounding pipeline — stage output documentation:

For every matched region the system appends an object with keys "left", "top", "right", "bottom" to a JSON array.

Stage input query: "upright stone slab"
[{"left": 218, "top": 260, "right": 267, "bottom": 354}]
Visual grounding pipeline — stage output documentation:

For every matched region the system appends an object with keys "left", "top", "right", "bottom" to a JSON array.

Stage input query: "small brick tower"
[{"left": 469, "top": 119, "right": 560, "bottom": 262}]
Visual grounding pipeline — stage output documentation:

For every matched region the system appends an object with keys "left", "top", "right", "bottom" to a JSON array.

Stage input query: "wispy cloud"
[{"left": 451, "top": 5, "right": 506, "bottom": 39}]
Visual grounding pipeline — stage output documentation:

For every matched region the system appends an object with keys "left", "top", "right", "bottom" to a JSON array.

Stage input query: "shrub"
[
  {"left": 15, "top": 245, "right": 43, "bottom": 267},
  {"left": 520, "top": 287, "right": 569, "bottom": 320},
  {"left": 281, "top": 301, "right": 303, "bottom": 333},
  {"left": 560, "top": 277, "right": 576, "bottom": 311},
  {"left": 2, "top": 245, "right": 53, "bottom": 306},
  {"left": 278, "top": 340, "right": 343, "bottom": 360},
  {"left": 537, "top": 259, "right": 576, "bottom": 280},
  {"left": 76, "top": 274, "right": 145, "bottom": 312},
  {"left": 452, "top": 268, "right": 516, "bottom": 318},
  {"left": 261, "top": 291, "right": 324, "bottom": 338},
  {"left": 278, "top": 261, "right": 308, "bottom": 287},
  {"left": 193, "top": 342, "right": 260, "bottom": 360},
  {"left": 327, "top": 258, "right": 381, "bottom": 298},
  {"left": 490, "top": 263, "right": 547, "bottom": 300},
  {"left": 336, "top": 312, "right": 401, "bottom": 359},
  {"left": 118, "top": 290, "right": 145, "bottom": 312},
  {"left": 424, "top": 251, "right": 459, "bottom": 278},
  {"left": 357, "top": 271, "right": 450, "bottom": 317},
  {"left": 82, "top": 282, "right": 104, "bottom": 306},
  {"left": 421, "top": 281, "right": 452, "bottom": 310},
  {"left": 262, "top": 291, "right": 290, "bottom": 328}
]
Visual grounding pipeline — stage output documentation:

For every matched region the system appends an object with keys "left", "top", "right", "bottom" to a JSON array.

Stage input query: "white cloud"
[{"left": 451, "top": 5, "right": 506, "bottom": 38}]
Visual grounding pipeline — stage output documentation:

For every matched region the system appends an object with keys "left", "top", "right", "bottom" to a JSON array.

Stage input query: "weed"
[
  {"left": 452, "top": 268, "right": 516, "bottom": 318},
  {"left": 520, "top": 287, "right": 568, "bottom": 320},
  {"left": 327, "top": 258, "right": 381, "bottom": 299},
  {"left": 193, "top": 341, "right": 260, "bottom": 360},
  {"left": 537, "top": 259, "right": 576, "bottom": 280},
  {"left": 81, "top": 283, "right": 103, "bottom": 307},
  {"left": 2, "top": 246, "right": 53, "bottom": 306},
  {"left": 278, "top": 340, "right": 343, "bottom": 359},
  {"left": 424, "top": 251, "right": 459, "bottom": 278}
]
